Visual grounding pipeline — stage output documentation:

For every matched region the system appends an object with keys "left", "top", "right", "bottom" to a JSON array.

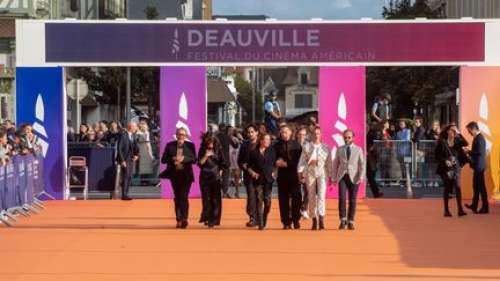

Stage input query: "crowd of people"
[
  {"left": 68, "top": 120, "right": 159, "bottom": 183},
  {"left": 147, "top": 119, "right": 365, "bottom": 231},
  {"left": 0, "top": 120, "right": 43, "bottom": 166}
]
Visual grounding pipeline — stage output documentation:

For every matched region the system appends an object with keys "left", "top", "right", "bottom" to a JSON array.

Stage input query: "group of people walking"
[
  {"left": 158, "top": 123, "right": 365, "bottom": 231},
  {"left": 435, "top": 121, "right": 489, "bottom": 217}
]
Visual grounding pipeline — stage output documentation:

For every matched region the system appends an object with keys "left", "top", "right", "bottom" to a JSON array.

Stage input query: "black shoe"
[
  {"left": 283, "top": 224, "right": 291, "bottom": 230},
  {"left": 339, "top": 221, "right": 347, "bottom": 230},
  {"left": 465, "top": 204, "right": 478, "bottom": 213},
  {"left": 444, "top": 210, "right": 452, "bottom": 217},
  {"left": 180, "top": 220, "right": 188, "bottom": 229},
  {"left": 458, "top": 210, "right": 467, "bottom": 217},
  {"left": 347, "top": 222, "right": 355, "bottom": 230},
  {"left": 318, "top": 216, "right": 325, "bottom": 230},
  {"left": 207, "top": 222, "right": 215, "bottom": 228},
  {"left": 246, "top": 221, "right": 257, "bottom": 227},
  {"left": 293, "top": 220, "right": 301, "bottom": 229},
  {"left": 175, "top": 221, "right": 182, "bottom": 228},
  {"left": 121, "top": 196, "right": 132, "bottom": 201},
  {"left": 311, "top": 218, "right": 318, "bottom": 230},
  {"left": 478, "top": 208, "right": 489, "bottom": 214},
  {"left": 258, "top": 224, "right": 265, "bottom": 230}
]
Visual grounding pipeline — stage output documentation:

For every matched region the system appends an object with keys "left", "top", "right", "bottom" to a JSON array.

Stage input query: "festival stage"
[{"left": 1, "top": 199, "right": 499, "bottom": 281}]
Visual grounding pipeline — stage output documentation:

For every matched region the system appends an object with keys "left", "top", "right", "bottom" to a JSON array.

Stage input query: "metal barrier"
[
  {"left": 0, "top": 155, "right": 49, "bottom": 227},
  {"left": 373, "top": 140, "right": 442, "bottom": 188}
]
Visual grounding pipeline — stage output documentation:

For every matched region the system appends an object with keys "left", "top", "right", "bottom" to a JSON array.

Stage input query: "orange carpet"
[{"left": 1, "top": 199, "right": 499, "bottom": 281}]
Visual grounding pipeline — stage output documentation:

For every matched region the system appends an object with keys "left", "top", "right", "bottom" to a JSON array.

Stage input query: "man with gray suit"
[{"left": 331, "top": 129, "right": 365, "bottom": 230}]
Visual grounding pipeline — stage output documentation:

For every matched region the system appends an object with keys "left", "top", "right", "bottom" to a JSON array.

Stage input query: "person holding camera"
[{"left": 435, "top": 124, "right": 469, "bottom": 217}]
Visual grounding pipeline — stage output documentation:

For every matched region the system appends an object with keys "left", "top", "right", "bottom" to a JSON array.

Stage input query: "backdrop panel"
[
  {"left": 459, "top": 66, "right": 500, "bottom": 200},
  {"left": 319, "top": 66, "right": 366, "bottom": 199},
  {"left": 160, "top": 67, "right": 207, "bottom": 199},
  {"left": 16, "top": 67, "right": 65, "bottom": 199}
]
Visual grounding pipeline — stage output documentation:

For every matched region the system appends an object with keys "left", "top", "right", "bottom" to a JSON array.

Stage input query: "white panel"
[
  {"left": 15, "top": 20, "right": 46, "bottom": 67},
  {"left": 484, "top": 22, "right": 500, "bottom": 66}
]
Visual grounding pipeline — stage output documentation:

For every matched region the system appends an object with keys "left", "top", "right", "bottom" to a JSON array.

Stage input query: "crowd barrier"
[
  {"left": 372, "top": 140, "right": 442, "bottom": 187},
  {"left": 0, "top": 154, "right": 50, "bottom": 227}
]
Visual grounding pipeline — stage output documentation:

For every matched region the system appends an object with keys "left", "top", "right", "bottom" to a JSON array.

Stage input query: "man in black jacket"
[
  {"left": 237, "top": 124, "right": 259, "bottom": 227},
  {"left": 116, "top": 122, "right": 139, "bottom": 201},
  {"left": 274, "top": 125, "right": 302, "bottom": 229},
  {"left": 160, "top": 127, "right": 197, "bottom": 228},
  {"left": 465, "top": 121, "right": 489, "bottom": 214}
]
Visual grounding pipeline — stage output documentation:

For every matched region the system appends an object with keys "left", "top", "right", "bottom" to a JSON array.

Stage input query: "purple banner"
[
  {"left": 45, "top": 22, "right": 484, "bottom": 63},
  {"left": 160, "top": 67, "right": 207, "bottom": 198}
]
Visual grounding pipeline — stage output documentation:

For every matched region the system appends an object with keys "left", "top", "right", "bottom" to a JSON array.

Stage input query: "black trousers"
[
  {"left": 244, "top": 178, "right": 257, "bottom": 223},
  {"left": 472, "top": 170, "right": 489, "bottom": 211},
  {"left": 338, "top": 175, "right": 359, "bottom": 222},
  {"left": 200, "top": 178, "right": 222, "bottom": 225},
  {"left": 440, "top": 173, "right": 464, "bottom": 212},
  {"left": 277, "top": 174, "right": 302, "bottom": 225},
  {"left": 171, "top": 176, "right": 192, "bottom": 222},
  {"left": 221, "top": 168, "right": 230, "bottom": 194},
  {"left": 367, "top": 167, "right": 381, "bottom": 197},
  {"left": 120, "top": 160, "right": 134, "bottom": 199},
  {"left": 255, "top": 182, "right": 273, "bottom": 227}
]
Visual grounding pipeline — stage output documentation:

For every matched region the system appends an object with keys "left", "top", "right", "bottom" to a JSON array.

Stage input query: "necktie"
[{"left": 346, "top": 145, "right": 351, "bottom": 161}]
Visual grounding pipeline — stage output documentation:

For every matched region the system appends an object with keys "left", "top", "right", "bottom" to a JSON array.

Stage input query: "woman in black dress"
[
  {"left": 197, "top": 132, "right": 228, "bottom": 228},
  {"left": 435, "top": 124, "right": 469, "bottom": 217}
]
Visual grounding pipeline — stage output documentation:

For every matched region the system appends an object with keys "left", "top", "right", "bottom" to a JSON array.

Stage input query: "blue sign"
[{"left": 16, "top": 67, "right": 65, "bottom": 199}]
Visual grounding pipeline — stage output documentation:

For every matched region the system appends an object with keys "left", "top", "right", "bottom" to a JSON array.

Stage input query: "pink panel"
[{"left": 319, "top": 67, "right": 367, "bottom": 199}]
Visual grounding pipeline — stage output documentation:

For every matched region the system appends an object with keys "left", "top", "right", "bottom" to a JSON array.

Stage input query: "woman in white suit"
[{"left": 298, "top": 126, "right": 332, "bottom": 230}]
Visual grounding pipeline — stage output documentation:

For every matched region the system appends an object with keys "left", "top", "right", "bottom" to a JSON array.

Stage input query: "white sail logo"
[
  {"left": 171, "top": 29, "right": 180, "bottom": 59},
  {"left": 331, "top": 92, "right": 348, "bottom": 159},
  {"left": 32, "top": 94, "right": 49, "bottom": 157},
  {"left": 478, "top": 93, "right": 492, "bottom": 152},
  {"left": 173, "top": 92, "right": 191, "bottom": 140}
]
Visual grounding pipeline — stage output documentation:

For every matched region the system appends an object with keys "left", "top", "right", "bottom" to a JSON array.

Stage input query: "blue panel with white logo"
[{"left": 16, "top": 67, "right": 65, "bottom": 199}]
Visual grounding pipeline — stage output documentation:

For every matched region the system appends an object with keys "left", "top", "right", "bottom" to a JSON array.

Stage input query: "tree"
[
  {"left": 235, "top": 74, "right": 263, "bottom": 125},
  {"left": 367, "top": 0, "right": 457, "bottom": 122},
  {"left": 144, "top": 4, "right": 159, "bottom": 20}
]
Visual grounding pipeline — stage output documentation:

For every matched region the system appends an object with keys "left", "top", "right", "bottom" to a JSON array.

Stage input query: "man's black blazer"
[{"left": 160, "top": 140, "right": 197, "bottom": 183}]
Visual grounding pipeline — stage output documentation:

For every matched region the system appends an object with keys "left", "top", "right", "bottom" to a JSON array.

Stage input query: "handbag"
[{"left": 443, "top": 144, "right": 457, "bottom": 180}]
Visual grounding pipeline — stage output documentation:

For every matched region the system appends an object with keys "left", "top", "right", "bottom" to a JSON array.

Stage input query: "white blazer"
[
  {"left": 331, "top": 144, "right": 365, "bottom": 184},
  {"left": 298, "top": 142, "right": 332, "bottom": 184}
]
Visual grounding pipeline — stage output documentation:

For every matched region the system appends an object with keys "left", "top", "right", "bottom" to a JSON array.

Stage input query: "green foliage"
[
  {"left": 369, "top": 0, "right": 457, "bottom": 120},
  {"left": 383, "top": 0, "right": 443, "bottom": 19},
  {"left": 234, "top": 74, "right": 263, "bottom": 124},
  {"left": 144, "top": 4, "right": 159, "bottom": 20}
]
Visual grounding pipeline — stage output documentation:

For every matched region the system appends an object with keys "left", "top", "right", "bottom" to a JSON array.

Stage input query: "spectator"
[
  {"left": 371, "top": 93, "right": 391, "bottom": 123},
  {"left": 20, "top": 125, "right": 41, "bottom": 155},
  {"left": 136, "top": 120, "right": 155, "bottom": 183},
  {"left": 258, "top": 123, "right": 267, "bottom": 136},
  {"left": 412, "top": 116, "right": 427, "bottom": 142},
  {"left": 426, "top": 121, "right": 441, "bottom": 141},
  {"left": 0, "top": 131, "right": 11, "bottom": 165},
  {"left": 396, "top": 120, "right": 411, "bottom": 181},
  {"left": 78, "top": 124, "right": 90, "bottom": 142},
  {"left": 366, "top": 121, "right": 384, "bottom": 198},
  {"left": 107, "top": 121, "right": 121, "bottom": 145},
  {"left": 4, "top": 120, "right": 16, "bottom": 144},
  {"left": 87, "top": 130, "right": 97, "bottom": 142}
]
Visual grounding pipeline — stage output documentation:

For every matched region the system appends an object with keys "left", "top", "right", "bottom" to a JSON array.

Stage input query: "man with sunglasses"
[{"left": 331, "top": 129, "right": 365, "bottom": 230}]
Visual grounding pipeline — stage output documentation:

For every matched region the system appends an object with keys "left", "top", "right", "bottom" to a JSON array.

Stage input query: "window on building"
[
  {"left": 295, "top": 94, "right": 312, "bottom": 109},
  {"left": 300, "top": 73, "right": 308, "bottom": 85}
]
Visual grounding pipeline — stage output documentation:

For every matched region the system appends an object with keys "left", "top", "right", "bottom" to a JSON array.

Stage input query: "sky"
[{"left": 213, "top": 0, "right": 390, "bottom": 20}]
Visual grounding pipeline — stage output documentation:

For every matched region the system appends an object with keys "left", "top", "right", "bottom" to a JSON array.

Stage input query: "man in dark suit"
[
  {"left": 465, "top": 121, "right": 489, "bottom": 214},
  {"left": 216, "top": 124, "right": 231, "bottom": 198},
  {"left": 160, "top": 127, "right": 197, "bottom": 228},
  {"left": 274, "top": 125, "right": 303, "bottom": 230},
  {"left": 116, "top": 122, "right": 139, "bottom": 201}
]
